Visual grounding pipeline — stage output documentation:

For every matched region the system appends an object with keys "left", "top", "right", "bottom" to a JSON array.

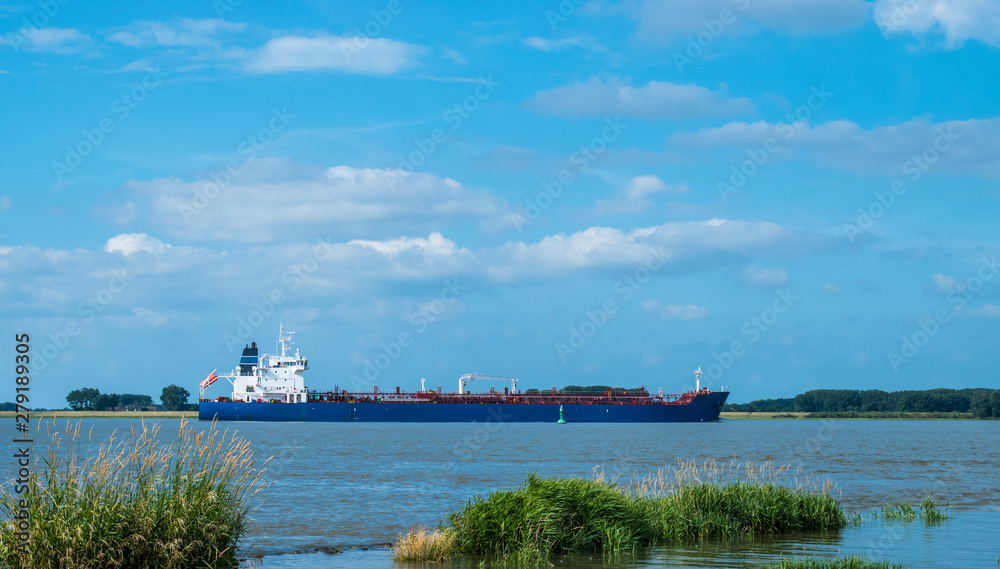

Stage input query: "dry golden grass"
[
  {"left": 596, "top": 457, "right": 837, "bottom": 498},
  {"left": 391, "top": 526, "right": 457, "bottom": 562}
]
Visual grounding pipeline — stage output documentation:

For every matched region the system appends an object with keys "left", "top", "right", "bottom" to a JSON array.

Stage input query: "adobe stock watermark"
[
  {"left": 222, "top": 237, "right": 335, "bottom": 352},
  {"left": 843, "top": 124, "right": 960, "bottom": 243},
  {"left": 52, "top": 67, "right": 169, "bottom": 182},
  {"left": 419, "top": 406, "right": 512, "bottom": 505},
  {"left": 179, "top": 107, "right": 294, "bottom": 223},
  {"left": 717, "top": 85, "right": 833, "bottom": 202},
  {"left": 546, "top": 0, "right": 587, "bottom": 31},
  {"left": 348, "top": 278, "right": 467, "bottom": 389},
  {"left": 4, "top": 0, "right": 71, "bottom": 53},
  {"left": 340, "top": 0, "right": 405, "bottom": 61},
  {"left": 787, "top": 419, "right": 840, "bottom": 471},
  {"left": 510, "top": 117, "right": 628, "bottom": 232},
  {"left": 705, "top": 288, "right": 800, "bottom": 380},
  {"left": 673, "top": 0, "right": 749, "bottom": 72},
  {"left": 34, "top": 270, "right": 135, "bottom": 371},
  {"left": 212, "top": 0, "right": 243, "bottom": 19},
  {"left": 877, "top": 0, "right": 926, "bottom": 33},
  {"left": 555, "top": 247, "right": 668, "bottom": 362},
  {"left": 384, "top": 75, "right": 501, "bottom": 190},
  {"left": 886, "top": 255, "right": 999, "bottom": 372}
]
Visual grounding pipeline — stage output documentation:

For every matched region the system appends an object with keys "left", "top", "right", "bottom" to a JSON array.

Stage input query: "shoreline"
[
  {"left": 720, "top": 411, "right": 978, "bottom": 420},
  {"left": 1, "top": 410, "right": 193, "bottom": 419}
]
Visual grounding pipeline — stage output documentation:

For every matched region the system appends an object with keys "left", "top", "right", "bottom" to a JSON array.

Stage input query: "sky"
[{"left": 2, "top": 0, "right": 999, "bottom": 408}]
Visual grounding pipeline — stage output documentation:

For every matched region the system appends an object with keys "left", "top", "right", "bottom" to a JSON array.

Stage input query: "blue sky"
[{"left": 3, "top": 0, "right": 999, "bottom": 408}]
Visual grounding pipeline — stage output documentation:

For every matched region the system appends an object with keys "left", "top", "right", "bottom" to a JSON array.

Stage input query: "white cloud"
[
  {"left": 103, "top": 233, "right": 167, "bottom": 256},
  {"left": 931, "top": 273, "right": 958, "bottom": 293},
  {"left": 667, "top": 117, "right": 1000, "bottom": 178},
  {"left": 92, "top": 200, "right": 138, "bottom": 226},
  {"left": 963, "top": 304, "right": 1000, "bottom": 318},
  {"left": 349, "top": 232, "right": 465, "bottom": 257},
  {"left": 129, "top": 160, "right": 502, "bottom": 242},
  {"left": 874, "top": 0, "right": 1000, "bottom": 47},
  {"left": 130, "top": 307, "right": 174, "bottom": 327},
  {"left": 488, "top": 219, "right": 835, "bottom": 280},
  {"left": 625, "top": 175, "right": 669, "bottom": 202},
  {"left": 0, "top": 196, "right": 10, "bottom": 211},
  {"left": 2, "top": 216, "right": 837, "bottom": 321},
  {"left": 588, "top": 0, "right": 868, "bottom": 42},
  {"left": 740, "top": 266, "right": 789, "bottom": 288},
  {"left": 744, "top": 0, "right": 870, "bottom": 33},
  {"left": 0, "top": 27, "right": 92, "bottom": 54},
  {"left": 527, "top": 76, "right": 754, "bottom": 120},
  {"left": 442, "top": 47, "right": 467, "bottom": 64},
  {"left": 523, "top": 34, "right": 605, "bottom": 52},
  {"left": 595, "top": 175, "right": 688, "bottom": 214},
  {"left": 642, "top": 300, "right": 709, "bottom": 320},
  {"left": 824, "top": 283, "right": 842, "bottom": 294},
  {"left": 108, "top": 18, "right": 246, "bottom": 48},
  {"left": 244, "top": 35, "right": 424, "bottom": 74}
]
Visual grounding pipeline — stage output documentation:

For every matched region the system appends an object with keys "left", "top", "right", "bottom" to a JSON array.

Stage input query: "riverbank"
[
  {"left": 0, "top": 410, "right": 192, "bottom": 419},
  {"left": 721, "top": 411, "right": 977, "bottom": 420}
]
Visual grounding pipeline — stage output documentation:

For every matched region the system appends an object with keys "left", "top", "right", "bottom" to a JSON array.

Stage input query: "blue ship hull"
[{"left": 198, "top": 391, "right": 728, "bottom": 422}]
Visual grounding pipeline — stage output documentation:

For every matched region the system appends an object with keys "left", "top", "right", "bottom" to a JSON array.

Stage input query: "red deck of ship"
[{"left": 305, "top": 386, "right": 701, "bottom": 405}]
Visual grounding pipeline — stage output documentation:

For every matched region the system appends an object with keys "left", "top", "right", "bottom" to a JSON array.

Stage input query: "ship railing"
[{"left": 306, "top": 390, "right": 692, "bottom": 404}]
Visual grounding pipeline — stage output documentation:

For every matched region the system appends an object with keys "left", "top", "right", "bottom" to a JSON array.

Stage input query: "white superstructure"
[{"left": 200, "top": 323, "right": 309, "bottom": 403}]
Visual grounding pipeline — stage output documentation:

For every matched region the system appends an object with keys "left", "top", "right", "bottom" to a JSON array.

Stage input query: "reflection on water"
[{"left": 25, "top": 418, "right": 1000, "bottom": 568}]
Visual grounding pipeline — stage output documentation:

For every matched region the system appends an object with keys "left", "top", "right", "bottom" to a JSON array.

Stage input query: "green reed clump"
[
  {"left": 872, "top": 496, "right": 948, "bottom": 522},
  {"left": 760, "top": 556, "right": 908, "bottom": 569},
  {"left": 443, "top": 474, "right": 654, "bottom": 560},
  {"left": 393, "top": 459, "right": 847, "bottom": 563},
  {"left": 0, "top": 419, "right": 269, "bottom": 569}
]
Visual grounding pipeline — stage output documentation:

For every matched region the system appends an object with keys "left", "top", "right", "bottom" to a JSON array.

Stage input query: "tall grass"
[
  {"left": 761, "top": 556, "right": 908, "bottom": 569},
  {"left": 0, "top": 419, "right": 269, "bottom": 569},
  {"left": 872, "top": 496, "right": 948, "bottom": 522},
  {"left": 391, "top": 527, "right": 457, "bottom": 562},
  {"left": 393, "top": 459, "right": 847, "bottom": 563}
]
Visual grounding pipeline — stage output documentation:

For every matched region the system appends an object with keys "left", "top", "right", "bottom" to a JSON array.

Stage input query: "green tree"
[
  {"left": 66, "top": 388, "right": 100, "bottom": 411},
  {"left": 118, "top": 394, "right": 154, "bottom": 408},
  {"left": 970, "top": 389, "right": 1000, "bottom": 419},
  {"left": 92, "top": 393, "right": 120, "bottom": 411},
  {"left": 160, "top": 385, "right": 190, "bottom": 411}
]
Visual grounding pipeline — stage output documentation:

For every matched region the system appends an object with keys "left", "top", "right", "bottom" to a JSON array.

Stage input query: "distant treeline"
[
  {"left": 67, "top": 388, "right": 155, "bottom": 411},
  {"left": 725, "top": 388, "right": 1000, "bottom": 419},
  {"left": 805, "top": 411, "right": 974, "bottom": 419}
]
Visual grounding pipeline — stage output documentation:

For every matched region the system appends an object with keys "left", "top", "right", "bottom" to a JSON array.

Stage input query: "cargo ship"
[{"left": 197, "top": 325, "right": 729, "bottom": 423}]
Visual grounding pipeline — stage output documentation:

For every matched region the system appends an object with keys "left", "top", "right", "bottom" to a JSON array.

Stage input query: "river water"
[{"left": 25, "top": 418, "right": 1000, "bottom": 568}]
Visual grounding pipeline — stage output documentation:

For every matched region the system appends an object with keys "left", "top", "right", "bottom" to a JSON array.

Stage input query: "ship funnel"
[{"left": 239, "top": 342, "right": 259, "bottom": 376}]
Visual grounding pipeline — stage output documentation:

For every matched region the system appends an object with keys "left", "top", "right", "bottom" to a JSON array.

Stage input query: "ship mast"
[{"left": 277, "top": 321, "right": 294, "bottom": 358}]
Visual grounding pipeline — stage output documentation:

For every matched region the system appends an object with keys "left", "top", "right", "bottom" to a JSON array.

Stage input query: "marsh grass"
[
  {"left": 0, "top": 419, "right": 269, "bottom": 569},
  {"left": 872, "top": 496, "right": 948, "bottom": 522},
  {"left": 761, "top": 556, "right": 908, "bottom": 568},
  {"left": 390, "top": 527, "right": 457, "bottom": 562},
  {"left": 393, "top": 459, "right": 847, "bottom": 563}
]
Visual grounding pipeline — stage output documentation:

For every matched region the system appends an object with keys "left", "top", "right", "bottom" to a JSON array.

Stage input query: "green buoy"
[{"left": 557, "top": 404, "right": 567, "bottom": 424}]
